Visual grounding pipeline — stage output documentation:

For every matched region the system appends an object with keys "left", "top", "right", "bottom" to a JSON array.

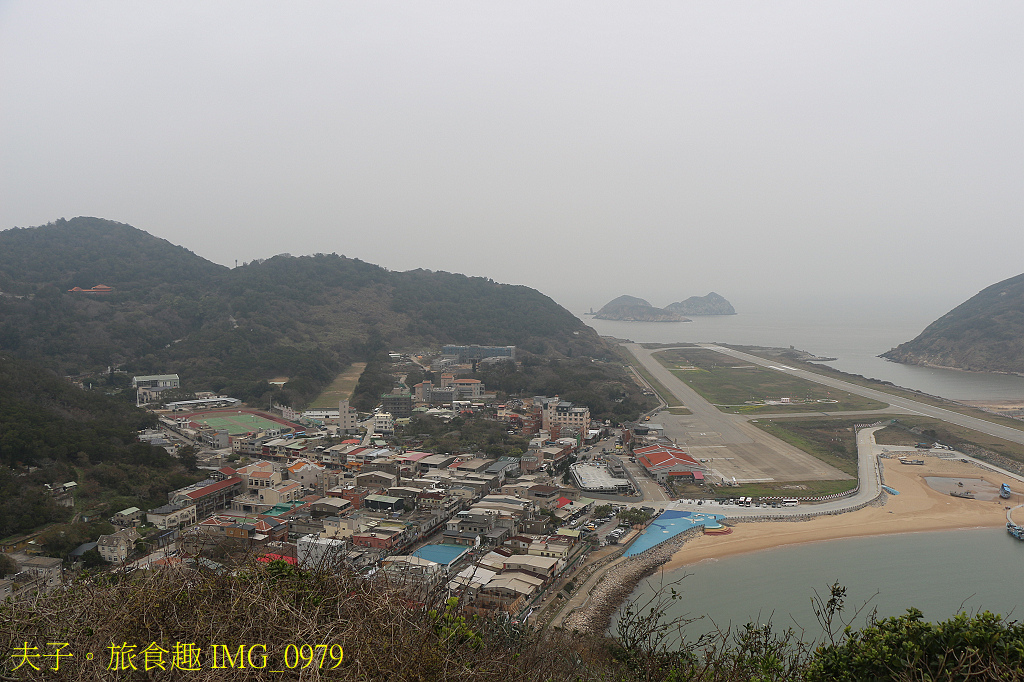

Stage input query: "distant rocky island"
[
  {"left": 593, "top": 292, "right": 735, "bottom": 322},
  {"left": 665, "top": 292, "right": 736, "bottom": 316},
  {"left": 882, "top": 272, "right": 1024, "bottom": 375}
]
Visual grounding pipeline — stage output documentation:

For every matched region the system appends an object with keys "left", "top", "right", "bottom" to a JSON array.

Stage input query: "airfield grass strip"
[
  {"left": 728, "top": 346, "right": 1024, "bottom": 433},
  {"left": 616, "top": 345, "right": 683, "bottom": 407}
]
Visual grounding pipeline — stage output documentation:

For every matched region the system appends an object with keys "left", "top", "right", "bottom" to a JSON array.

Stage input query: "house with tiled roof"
[
  {"left": 184, "top": 514, "right": 287, "bottom": 553},
  {"left": 97, "top": 528, "right": 140, "bottom": 564},
  {"left": 287, "top": 458, "right": 327, "bottom": 488},
  {"left": 234, "top": 460, "right": 278, "bottom": 489}
]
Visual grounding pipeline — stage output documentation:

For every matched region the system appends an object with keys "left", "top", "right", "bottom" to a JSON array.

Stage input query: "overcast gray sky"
[{"left": 2, "top": 2, "right": 1022, "bottom": 315}]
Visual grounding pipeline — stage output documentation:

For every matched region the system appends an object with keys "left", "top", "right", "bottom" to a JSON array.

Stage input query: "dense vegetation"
[
  {"left": 883, "top": 271, "right": 1024, "bottom": 374},
  {"left": 3, "top": 566, "right": 1022, "bottom": 681},
  {"left": 476, "top": 357, "right": 655, "bottom": 422},
  {"left": 0, "top": 217, "right": 606, "bottom": 409},
  {"left": 0, "top": 355, "right": 200, "bottom": 540},
  {"left": 350, "top": 353, "right": 657, "bottom": 421},
  {"left": 397, "top": 413, "right": 530, "bottom": 458}
]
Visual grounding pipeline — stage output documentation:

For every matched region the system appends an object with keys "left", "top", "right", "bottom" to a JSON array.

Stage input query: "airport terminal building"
[{"left": 570, "top": 462, "right": 632, "bottom": 494}]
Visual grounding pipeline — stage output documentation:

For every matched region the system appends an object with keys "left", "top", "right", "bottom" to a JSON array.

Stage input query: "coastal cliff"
[{"left": 882, "top": 272, "right": 1024, "bottom": 374}]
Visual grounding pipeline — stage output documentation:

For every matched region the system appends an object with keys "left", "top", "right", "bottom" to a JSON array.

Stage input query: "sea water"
[
  {"left": 619, "top": 528, "right": 1023, "bottom": 641},
  {"left": 585, "top": 305, "right": 1024, "bottom": 402}
]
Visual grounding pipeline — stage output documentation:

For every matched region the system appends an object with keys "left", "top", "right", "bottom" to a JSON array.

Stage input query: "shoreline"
[
  {"left": 662, "top": 456, "right": 1012, "bottom": 572},
  {"left": 561, "top": 456, "right": 1018, "bottom": 635}
]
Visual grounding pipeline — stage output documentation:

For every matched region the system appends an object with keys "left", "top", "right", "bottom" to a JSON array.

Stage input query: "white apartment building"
[{"left": 373, "top": 412, "right": 395, "bottom": 435}]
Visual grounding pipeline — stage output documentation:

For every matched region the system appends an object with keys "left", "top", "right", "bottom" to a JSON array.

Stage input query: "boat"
[
  {"left": 1001, "top": 483, "right": 1012, "bottom": 499},
  {"left": 1007, "top": 522, "right": 1024, "bottom": 541},
  {"left": 950, "top": 490, "right": 975, "bottom": 499}
]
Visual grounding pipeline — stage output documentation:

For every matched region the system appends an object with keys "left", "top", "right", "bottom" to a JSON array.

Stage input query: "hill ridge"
[{"left": 0, "top": 217, "right": 604, "bottom": 407}]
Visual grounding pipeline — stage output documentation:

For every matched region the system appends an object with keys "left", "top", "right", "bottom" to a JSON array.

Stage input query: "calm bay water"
[
  {"left": 622, "top": 528, "right": 1024, "bottom": 641},
  {"left": 585, "top": 307, "right": 1024, "bottom": 402}
]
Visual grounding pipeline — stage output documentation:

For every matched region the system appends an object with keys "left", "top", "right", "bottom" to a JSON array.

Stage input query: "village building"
[{"left": 146, "top": 501, "right": 197, "bottom": 530}]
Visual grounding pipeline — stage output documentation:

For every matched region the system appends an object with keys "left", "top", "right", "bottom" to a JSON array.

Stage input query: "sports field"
[{"left": 185, "top": 411, "right": 290, "bottom": 435}]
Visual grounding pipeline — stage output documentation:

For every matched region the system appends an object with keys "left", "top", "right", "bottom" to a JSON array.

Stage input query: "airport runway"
[
  {"left": 701, "top": 344, "right": 1024, "bottom": 446},
  {"left": 625, "top": 344, "right": 852, "bottom": 483}
]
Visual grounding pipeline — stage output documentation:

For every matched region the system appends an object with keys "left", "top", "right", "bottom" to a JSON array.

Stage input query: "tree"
[
  {"left": 618, "top": 508, "right": 652, "bottom": 526},
  {"left": 0, "top": 553, "right": 17, "bottom": 577},
  {"left": 807, "top": 608, "right": 1024, "bottom": 681},
  {"left": 177, "top": 445, "right": 199, "bottom": 472},
  {"left": 80, "top": 547, "right": 107, "bottom": 568}
]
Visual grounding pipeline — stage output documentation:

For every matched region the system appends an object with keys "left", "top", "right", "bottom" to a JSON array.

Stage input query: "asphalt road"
[
  {"left": 625, "top": 344, "right": 851, "bottom": 483},
  {"left": 663, "top": 425, "right": 886, "bottom": 516},
  {"left": 701, "top": 344, "right": 1024, "bottom": 446}
]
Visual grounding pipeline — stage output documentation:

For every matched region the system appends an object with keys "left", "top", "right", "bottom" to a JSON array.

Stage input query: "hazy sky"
[{"left": 2, "top": 2, "right": 1022, "bottom": 315}]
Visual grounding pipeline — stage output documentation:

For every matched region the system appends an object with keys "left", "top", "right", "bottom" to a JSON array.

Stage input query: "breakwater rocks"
[{"left": 561, "top": 527, "right": 702, "bottom": 635}]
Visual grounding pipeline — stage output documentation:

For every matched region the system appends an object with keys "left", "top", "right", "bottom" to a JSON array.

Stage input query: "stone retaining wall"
[{"left": 560, "top": 526, "right": 703, "bottom": 634}]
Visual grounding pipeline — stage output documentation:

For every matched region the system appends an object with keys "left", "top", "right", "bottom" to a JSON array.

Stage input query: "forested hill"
[
  {"left": 882, "top": 272, "right": 1024, "bottom": 374},
  {"left": 0, "top": 217, "right": 226, "bottom": 294},
  {"left": 0, "top": 218, "right": 604, "bottom": 407},
  {"left": 0, "top": 354, "right": 197, "bottom": 539}
]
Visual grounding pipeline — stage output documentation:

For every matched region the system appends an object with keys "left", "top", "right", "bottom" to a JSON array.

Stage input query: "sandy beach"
[{"left": 662, "top": 456, "right": 1021, "bottom": 572}]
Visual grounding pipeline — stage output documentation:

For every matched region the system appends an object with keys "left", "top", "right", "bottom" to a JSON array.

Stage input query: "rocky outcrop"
[
  {"left": 594, "top": 296, "right": 688, "bottom": 322},
  {"left": 665, "top": 292, "right": 735, "bottom": 316}
]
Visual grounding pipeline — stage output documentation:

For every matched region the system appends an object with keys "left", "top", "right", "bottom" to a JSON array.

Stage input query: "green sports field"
[{"left": 187, "top": 412, "right": 287, "bottom": 435}]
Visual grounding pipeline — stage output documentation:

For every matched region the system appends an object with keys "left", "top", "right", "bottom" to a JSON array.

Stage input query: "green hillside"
[
  {"left": 0, "top": 218, "right": 607, "bottom": 407},
  {"left": 0, "top": 354, "right": 198, "bottom": 540},
  {"left": 882, "top": 272, "right": 1024, "bottom": 374}
]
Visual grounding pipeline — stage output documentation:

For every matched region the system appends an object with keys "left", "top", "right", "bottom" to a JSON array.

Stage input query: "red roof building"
[
  {"left": 67, "top": 284, "right": 113, "bottom": 294},
  {"left": 170, "top": 477, "right": 243, "bottom": 517},
  {"left": 633, "top": 445, "right": 709, "bottom": 482}
]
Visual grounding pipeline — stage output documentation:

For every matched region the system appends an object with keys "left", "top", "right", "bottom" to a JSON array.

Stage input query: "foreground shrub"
[
  {"left": 807, "top": 608, "right": 1024, "bottom": 682},
  {"left": 0, "top": 564, "right": 605, "bottom": 682}
]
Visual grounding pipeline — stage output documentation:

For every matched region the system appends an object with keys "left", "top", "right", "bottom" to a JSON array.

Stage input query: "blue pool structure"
[
  {"left": 624, "top": 509, "right": 726, "bottom": 557},
  {"left": 411, "top": 543, "right": 471, "bottom": 567}
]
